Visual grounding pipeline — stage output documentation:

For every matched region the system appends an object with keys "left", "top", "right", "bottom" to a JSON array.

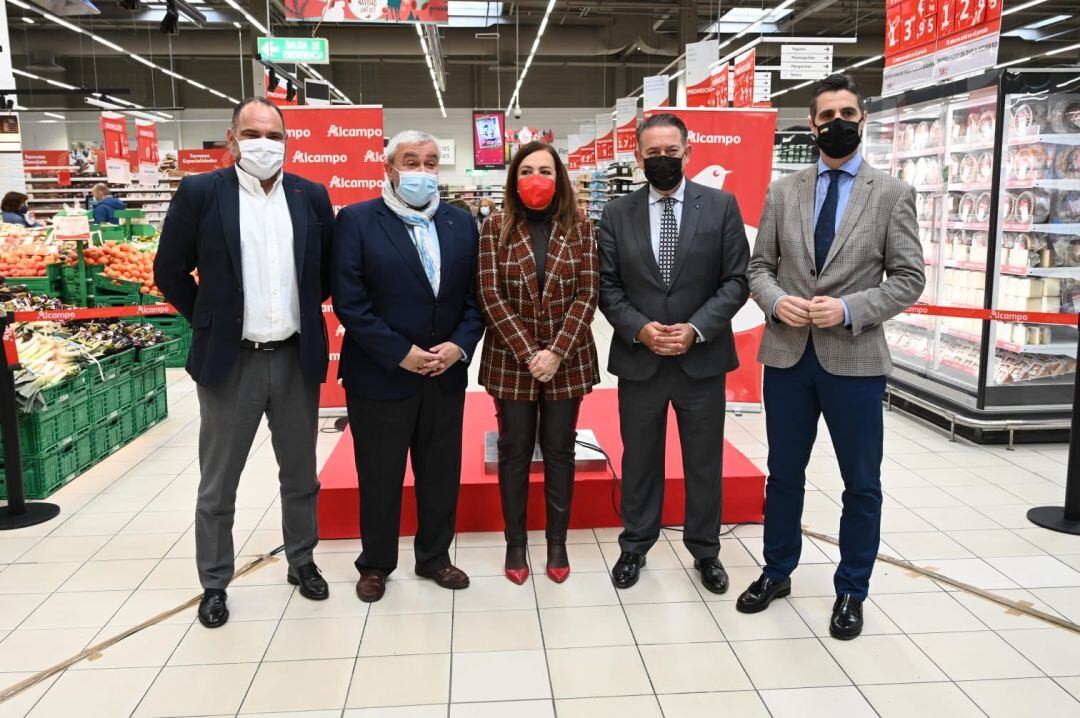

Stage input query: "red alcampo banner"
[
  {"left": 646, "top": 107, "right": 778, "bottom": 407},
  {"left": 281, "top": 105, "right": 385, "bottom": 410}
]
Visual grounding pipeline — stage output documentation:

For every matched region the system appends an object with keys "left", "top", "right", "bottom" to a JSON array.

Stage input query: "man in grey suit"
[
  {"left": 598, "top": 113, "right": 750, "bottom": 594},
  {"left": 738, "top": 74, "right": 925, "bottom": 639}
]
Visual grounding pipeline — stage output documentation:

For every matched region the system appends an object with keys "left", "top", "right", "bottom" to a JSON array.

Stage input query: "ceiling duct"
[
  {"left": 34, "top": 0, "right": 99, "bottom": 15},
  {"left": 24, "top": 52, "right": 66, "bottom": 74}
]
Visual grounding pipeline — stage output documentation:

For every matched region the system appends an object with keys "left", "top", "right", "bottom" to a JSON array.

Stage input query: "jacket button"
[{"left": 810, "top": 269, "right": 817, "bottom": 278}]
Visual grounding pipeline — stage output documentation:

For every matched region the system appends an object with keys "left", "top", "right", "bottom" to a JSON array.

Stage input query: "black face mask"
[
  {"left": 18, "top": 205, "right": 28, "bottom": 214},
  {"left": 643, "top": 155, "right": 684, "bottom": 192},
  {"left": 814, "top": 117, "right": 863, "bottom": 159}
]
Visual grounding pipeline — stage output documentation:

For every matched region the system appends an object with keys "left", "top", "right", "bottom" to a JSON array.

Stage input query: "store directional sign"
[
  {"left": 780, "top": 44, "right": 833, "bottom": 80},
  {"left": 258, "top": 37, "right": 329, "bottom": 64}
]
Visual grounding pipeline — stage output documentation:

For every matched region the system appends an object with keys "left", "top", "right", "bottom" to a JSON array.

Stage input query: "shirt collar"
[
  {"left": 817, "top": 153, "right": 863, "bottom": 179},
  {"left": 649, "top": 177, "right": 686, "bottom": 205},
  {"left": 235, "top": 164, "right": 283, "bottom": 196}
]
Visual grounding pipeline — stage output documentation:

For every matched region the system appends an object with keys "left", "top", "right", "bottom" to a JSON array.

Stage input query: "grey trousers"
[{"left": 195, "top": 345, "right": 321, "bottom": 589}]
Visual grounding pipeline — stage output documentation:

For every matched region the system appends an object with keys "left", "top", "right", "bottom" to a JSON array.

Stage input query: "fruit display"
[
  {"left": 0, "top": 247, "right": 60, "bottom": 277},
  {"left": 77, "top": 241, "right": 161, "bottom": 296}
]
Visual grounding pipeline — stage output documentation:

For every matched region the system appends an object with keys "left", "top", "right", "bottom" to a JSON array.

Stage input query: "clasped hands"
[
  {"left": 776, "top": 295, "right": 845, "bottom": 329},
  {"left": 637, "top": 322, "right": 696, "bottom": 356},
  {"left": 399, "top": 342, "right": 463, "bottom": 376}
]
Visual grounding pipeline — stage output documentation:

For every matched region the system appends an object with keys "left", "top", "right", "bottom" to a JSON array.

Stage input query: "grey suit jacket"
[
  {"left": 748, "top": 161, "right": 925, "bottom": 377},
  {"left": 598, "top": 180, "right": 750, "bottom": 382}
]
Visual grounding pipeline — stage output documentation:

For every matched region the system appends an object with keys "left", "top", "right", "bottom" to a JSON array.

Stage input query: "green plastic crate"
[
  {"left": 0, "top": 430, "right": 90, "bottom": 500},
  {"left": 136, "top": 338, "right": 179, "bottom": 365},
  {"left": 86, "top": 349, "right": 135, "bottom": 393},
  {"left": 0, "top": 397, "right": 89, "bottom": 460},
  {"left": 92, "top": 272, "right": 141, "bottom": 301},
  {"left": 133, "top": 389, "right": 167, "bottom": 434},
  {"left": 91, "top": 415, "right": 126, "bottom": 462},
  {"left": 35, "top": 373, "right": 88, "bottom": 411},
  {"left": 132, "top": 360, "right": 166, "bottom": 397},
  {"left": 2, "top": 275, "right": 61, "bottom": 297},
  {"left": 140, "top": 292, "right": 166, "bottom": 305}
]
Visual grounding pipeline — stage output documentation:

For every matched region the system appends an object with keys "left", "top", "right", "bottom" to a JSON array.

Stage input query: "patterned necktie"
[
  {"left": 409, "top": 222, "right": 441, "bottom": 295},
  {"left": 814, "top": 169, "right": 842, "bottom": 274},
  {"left": 658, "top": 196, "right": 678, "bottom": 284}
]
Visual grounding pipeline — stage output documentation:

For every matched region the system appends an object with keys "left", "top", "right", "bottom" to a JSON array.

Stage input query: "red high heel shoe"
[
  {"left": 505, "top": 567, "right": 530, "bottom": 585},
  {"left": 546, "top": 566, "right": 570, "bottom": 583}
]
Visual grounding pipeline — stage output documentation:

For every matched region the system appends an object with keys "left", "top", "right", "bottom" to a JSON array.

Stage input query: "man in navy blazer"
[
  {"left": 332, "top": 130, "right": 484, "bottom": 603},
  {"left": 155, "top": 98, "right": 335, "bottom": 628}
]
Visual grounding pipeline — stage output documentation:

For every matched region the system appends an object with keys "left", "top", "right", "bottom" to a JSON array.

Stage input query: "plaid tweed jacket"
[
  {"left": 748, "top": 161, "right": 925, "bottom": 376},
  {"left": 477, "top": 212, "right": 600, "bottom": 401}
]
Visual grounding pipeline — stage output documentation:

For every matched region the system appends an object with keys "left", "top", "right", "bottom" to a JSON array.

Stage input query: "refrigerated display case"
[{"left": 866, "top": 69, "right": 1080, "bottom": 430}]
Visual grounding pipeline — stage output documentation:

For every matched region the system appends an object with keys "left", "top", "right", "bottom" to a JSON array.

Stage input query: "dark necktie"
[
  {"left": 814, "top": 169, "right": 842, "bottom": 274},
  {"left": 658, "top": 196, "right": 678, "bottom": 284}
]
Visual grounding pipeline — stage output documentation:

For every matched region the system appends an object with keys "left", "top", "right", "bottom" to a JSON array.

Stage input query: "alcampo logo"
[
  {"left": 329, "top": 177, "right": 380, "bottom": 189},
  {"left": 688, "top": 130, "right": 742, "bottom": 145},
  {"left": 328, "top": 125, "right": 382, "bottom": 139},
  {"left": 292, "top": 151, "right": 348, "bottom": 164}
]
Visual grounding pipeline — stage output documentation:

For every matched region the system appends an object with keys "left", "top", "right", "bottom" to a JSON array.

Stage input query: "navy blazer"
[
  {"left": 331, "top": 198, "right": 484, "bottom": 401},
  {"left": 153, "top": 167, "right": 335, "bottom": 387}
]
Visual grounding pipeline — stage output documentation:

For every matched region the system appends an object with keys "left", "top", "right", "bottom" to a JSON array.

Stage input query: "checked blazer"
[
  {"left": 748, "top": 161, "right": 925, "bottom": 377},
  {"left": 477, "top": 212, "right": 600, "bottom": 401}
]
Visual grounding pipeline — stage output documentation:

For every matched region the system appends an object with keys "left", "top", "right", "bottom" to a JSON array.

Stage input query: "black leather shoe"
[
  {"left": 829, "top": 594, "right": 864, "bottom": 640},
  {"left": 198, "top": 589, "right": 228, "bottom": 628},
  {"left": 736, "top": 574, "right": 791, "bottom": 614},
  {"left": 287, "top": 562, "right": 330, "bottom": 601},
  {"left": 694, "top": 557, "right": 729, "bottom": 595},
  {"left": 611, "top": 552, "right": 646, "bottom": 589}
]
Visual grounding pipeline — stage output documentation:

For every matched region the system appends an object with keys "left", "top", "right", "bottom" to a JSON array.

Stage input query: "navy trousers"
[{"left": 761, "top": 340, "right": 885, "bottom": 599}]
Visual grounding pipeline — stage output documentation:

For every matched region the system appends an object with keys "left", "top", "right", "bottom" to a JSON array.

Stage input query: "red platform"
[{"left": 317, "top": 388, "right": 765, "bottom": 539}]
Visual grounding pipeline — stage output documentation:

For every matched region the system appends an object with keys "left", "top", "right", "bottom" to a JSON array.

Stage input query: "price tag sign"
[{"left": 52, "top": 213, "right": 91, "bottom": 242}]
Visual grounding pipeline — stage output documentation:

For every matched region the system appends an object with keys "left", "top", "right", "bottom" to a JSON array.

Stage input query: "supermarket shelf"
[
  {"left": 896, "top": 147, "right": 945, "bottom": 159},
  {"left": 947, "top": 183, "right": 992, "bottom": 192},
  {"left": 894, "top": 315, "right": 934, "bottom": 331},
  {"left": 949, "top": 140, "right": 995, "bottom": 153},
  {"left": 945, "top": 221, "right": 989, "bottom": 230},
  {"left": 1024, "top": 266, "right": 1080, "bottom": 279},
  {"left": 943, "top": 326, "right": 1077, "bottom": 357},
  {"left": 1004, "top": 223, "right": 1080, "bottom": 235},
  {"left": 1010, "top": 133, "right": 1080, "bottom": 147},
  {"left": 939, "top": 358, "right": 978, "bottom": 378},
  {"left": 889, "top": 343, "right": 932, "bottom": 362},
  {"left": 913, "top": 184, "right": 944, "bottom": 193}
]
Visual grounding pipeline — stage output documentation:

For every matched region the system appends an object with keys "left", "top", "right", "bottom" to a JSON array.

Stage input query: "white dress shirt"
[
  {"left": 644, "top": 177, "right": 704, "bottom": 343},
  {"left": 236, "top": 165, "right": 301, "bottom": 343},
  {"left": 648, "top": 178, "right": 685, "bottom": 263}
]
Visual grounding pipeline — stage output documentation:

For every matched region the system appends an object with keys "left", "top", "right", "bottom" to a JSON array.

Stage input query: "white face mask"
[
  {"left": 237, "top": 137, "right": 285, "bottom": 180},
  {"left": 479, "top": 205, "right": 491, "bottom": 217}
]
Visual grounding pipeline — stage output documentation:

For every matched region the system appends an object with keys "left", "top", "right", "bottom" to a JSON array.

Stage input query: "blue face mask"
[{"left": 395, "top": 170, "right": 439, "bottom": 208}]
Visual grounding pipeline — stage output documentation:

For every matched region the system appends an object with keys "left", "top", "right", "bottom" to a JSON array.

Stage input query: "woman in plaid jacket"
[{"left": 477, "top": 141, "right": 600, "bottom": 585}]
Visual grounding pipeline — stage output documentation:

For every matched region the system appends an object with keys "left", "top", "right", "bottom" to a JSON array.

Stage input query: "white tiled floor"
[{"left": 0, "top": 317, "right": 1079, "bottom": 717}]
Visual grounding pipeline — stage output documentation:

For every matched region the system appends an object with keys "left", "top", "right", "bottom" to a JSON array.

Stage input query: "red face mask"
[{"left": 517, "top": 173, "right": 557, "bottom": 210}]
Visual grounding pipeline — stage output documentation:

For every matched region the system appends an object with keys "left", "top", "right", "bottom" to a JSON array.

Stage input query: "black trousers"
[
  {"left": 494, "top": 393, "right": 582, "bottom": 547},
  {"left": 346, "top": 380, "right": 465, "bottom": 576},
  {"left": 618, "top": 359, "right": 726, "bottom": 559}
]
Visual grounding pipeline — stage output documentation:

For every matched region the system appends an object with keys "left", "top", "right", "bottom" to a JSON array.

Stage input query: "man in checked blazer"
[
  {"left": 740, "top": 74, "right": 925, "bottom": 639},
  {"left": 599, "top": 113, "right": 750, "bottom": 595}
]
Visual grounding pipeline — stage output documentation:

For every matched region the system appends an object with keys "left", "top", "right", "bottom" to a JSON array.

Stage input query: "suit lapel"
[
  {"left": 376, "top": 202, "right": 434, "bottom": 297},
  {"left": 541, "top": 225, "right": 569, "bottom": 307},
  {"left": 630, "top": 187, "right": 664, "bottom": 287},
  {"left": 822, "top": 163, "right": 874, "bottom": 273},
  {"left": 668, "top": 181, "right": 702, "bottom": 288},
  {"left": 799, "top": 168, "right": 817, "bottom": 266},
  {"left": 217, "top": 169, "right": 243, "bottom": 285},
  {"left": 508, "top": 218, "right": 540, "bottom": 305},
  {"left": 283, "top": 174, "right": 307, "bottom": 276},
  {"left": 433, "top": 205, "right": 456, "bottom": 295}
]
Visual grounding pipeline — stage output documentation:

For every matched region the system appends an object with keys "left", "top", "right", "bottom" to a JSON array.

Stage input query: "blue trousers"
[{"left": 761, "top": 340, "right": 885, "bottom": 600}]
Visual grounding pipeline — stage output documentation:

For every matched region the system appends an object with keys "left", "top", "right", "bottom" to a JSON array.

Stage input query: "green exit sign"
[{"left": 258, "top": 37, "right": 329, "bottom": 64}]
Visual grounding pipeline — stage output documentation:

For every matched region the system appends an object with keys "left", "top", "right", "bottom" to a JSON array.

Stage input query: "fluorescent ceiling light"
[
  {"left": 221, "top": 0, "right": 268, "bottom": 35},
  {"left": 843, "top": 54, "right": 883, "bottom": 70},
  {"left": 1021, "top": 14, "right": 1071, "bottom": 30},
  {"left": 995, "top": 56, "right": 1034, "bottom": 68},
  {"left": 43, "top": 112, "right": 65, "bottom": 120},
  {"left": 416, "top": 24, "right": 447, "bottom": 118},
  {"left": 504, "top": 0, "right": 557, "bottom": 114},
  {"left": 22, "top": 16, "right": 33, "bottom": 23},
  {"left": 1003, "top": 0, "right": 1048, "bottom": 15},
  {"left": 1046, "top": 42, "right": 1080, "bottom": 56}
]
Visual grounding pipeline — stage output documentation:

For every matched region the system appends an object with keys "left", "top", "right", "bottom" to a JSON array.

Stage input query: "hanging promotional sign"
[
  {"left": 615, "top": 96, "right": 638, "bottom": 160},
  {"left": 281, "top": 105, "right": 385, "bottom": 410},
  {"left": 21, "top": 150, "right": 70, "bottom": 172},
  {"left": 883, "top": 0, "right": 1002, "bottom": 97},
  {"left": 284, "top": 0, "right": 448, "bottom": 23},
  {"left": 177, "top": 148, "right": 234, "bottom": 174},
  {"left": 567, "top": 133, "right": 582, "bottom": 171},
  {"left": 594, "top": 111, "right": 615, "bottom": 166},
  {"left": 578, "top": 120, "right": 596, "bottom": 170},
  {"left": 643, "top": 74, "right": 671, "bottom": 110},
  {"left": 685, "top": 38, "right": 720, "bottom": 107},
  {"left": 710, "top": 64, "right": 730, "bottom": 108},
  {"left": 732, "top": 49, "right": 757, "bottom": 108},
  {"left": 99, "top": 112, "right": 130, "bottom": 185},
  {"left": 645, "top": 106, "right": 778, "bottom": 408},
  {"left": 135, "top": 120, "right": 160, "bottom": 186}
]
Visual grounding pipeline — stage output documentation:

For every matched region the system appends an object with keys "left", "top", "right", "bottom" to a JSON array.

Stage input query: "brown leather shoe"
[
  {"left": 416, "top": 564, "right": 470, "bottom": 590},
  {"left": 355, "top": 571, "right": 386, "bottom": 603}
]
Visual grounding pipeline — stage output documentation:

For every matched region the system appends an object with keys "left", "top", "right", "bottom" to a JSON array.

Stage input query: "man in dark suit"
[
  {"left": 332, "top": 130, "right": 484, "bottom": 603},
  {"left": 598, "top": 113, "right": 750, "bottom": 594},
  {"left": 155, "top": 97, "right": 335, "bottom": 628}
]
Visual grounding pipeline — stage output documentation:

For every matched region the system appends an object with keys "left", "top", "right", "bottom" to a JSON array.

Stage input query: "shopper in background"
[
  {"left": 477, "top": 141, "right": 599, "bottom": 585},
  {"left": 90, "top": 183, "right": 126, "bottom": 224},
  {"left": 332, "top": 130, "right": 484, "bottom": 604},
  {"left": 154, "top": 97, "right": 335, "bottom": 629},
  {"left": 598, "top": 113, "right": 750, "bottom": 594},
  {"left": 742, "top": 73, "right": 925, "bottom": 640},
  {"left": 477, "top": 197, "right": 497, "bottom": 234},
  {"left": 1, "top": 192, "right": 42, "bottom": 227}
]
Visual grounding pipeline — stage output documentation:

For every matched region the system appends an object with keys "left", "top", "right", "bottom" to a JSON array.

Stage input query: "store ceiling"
[{"left": 7, "top": 0, "right": 1080, "bottom": 114}]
